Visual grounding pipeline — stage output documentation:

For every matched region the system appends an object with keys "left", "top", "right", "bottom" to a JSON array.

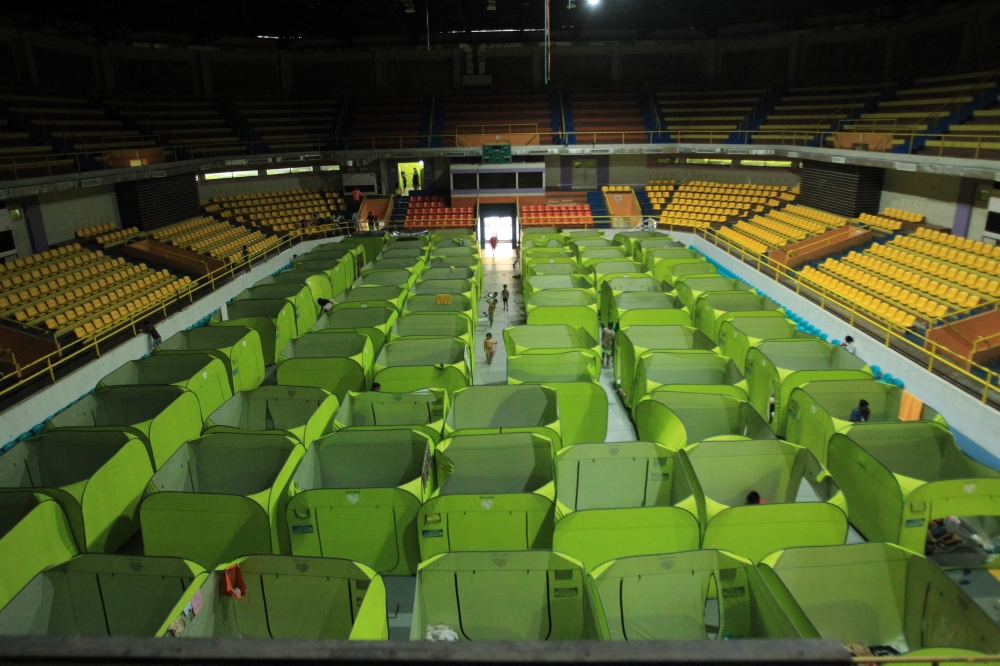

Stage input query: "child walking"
[{"left": 484, "top": 333, "right": 497, "bottom": 365}]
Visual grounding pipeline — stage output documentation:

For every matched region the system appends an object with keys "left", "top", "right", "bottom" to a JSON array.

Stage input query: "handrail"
[
  {"left": 691, "top": 225, "right": 1000, "bottom": 406},
  {"left": 0, "top": 223, "right": 345, "bottom": 404},
  {"left": 813, "top": 83, "right": 888, "bottom": 131}
]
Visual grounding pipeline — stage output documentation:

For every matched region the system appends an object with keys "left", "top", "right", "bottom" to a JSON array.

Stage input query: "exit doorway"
[
  {"left": 396, "top": 161, "right": 424, "bottom": 195},
  {"left": 572, "top": 159, "right": 598, "bottom": 190},
  {"left": 478, "top": 203, "right": 518, "bottom": 250}
]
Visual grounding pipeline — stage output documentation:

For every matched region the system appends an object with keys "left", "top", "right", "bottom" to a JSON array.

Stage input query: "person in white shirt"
[{"left": 840, "top": 335, "right": 857, "bottom": 354}]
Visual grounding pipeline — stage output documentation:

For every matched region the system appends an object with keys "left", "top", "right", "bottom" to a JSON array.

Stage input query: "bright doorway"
[
  {"left": 478, "top": 203, "right": 517, "bottom": 250},
  {"left": 396, "top": 161, "right": 424, "bottom": 195}
]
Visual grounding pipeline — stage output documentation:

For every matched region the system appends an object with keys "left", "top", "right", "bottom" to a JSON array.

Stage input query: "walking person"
[
  {"left": 484, "top": 333, "right": 497, "bottom": 365},
  {"left": 412, "top": 168, "right": 421, "bottom": 191},
  {"left": 487, "top": 294, "right": 497, "bottom": 328},
  {"left": 401, "top": 172, "right": 408, "bottom": 192},
  {"left": 352, "top": 187, "right": 362, "bottom": 206},
  {"left": 489, "top": 234, "right": 498, "bottom": 258},
  {"left": 601, "top": 323, "right": 615, "bottom": 369},
  {"left": 501, "top": 285, "right": 509, "bottom": 311}
]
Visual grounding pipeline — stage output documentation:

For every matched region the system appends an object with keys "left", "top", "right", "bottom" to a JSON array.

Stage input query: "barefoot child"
[{"left": 484, "top": 333, "right": 497, "bottom": 365}]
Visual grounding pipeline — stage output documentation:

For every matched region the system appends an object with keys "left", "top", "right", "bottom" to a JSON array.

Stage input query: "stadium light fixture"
[{"left": 587, "top": 0, "right": 599, "bottom": 5}]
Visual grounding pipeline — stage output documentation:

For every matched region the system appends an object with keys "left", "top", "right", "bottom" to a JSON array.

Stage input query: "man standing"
[
  {"left": 501, "top": 285, "right": 509, "bottom": 311},
  {"left": 412, "top": 168, "right": 421, "bottom": 191},
  {"left": 601, "top": 323, "right": 615, "bottom": 368},
  {"left": 401, "top": 172, "right": 408, "bottom": 192}
]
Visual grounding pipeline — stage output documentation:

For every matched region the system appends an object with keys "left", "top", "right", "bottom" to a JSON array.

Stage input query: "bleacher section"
[
  {"left": 655, "top": 180, "right": 790, "bottom": 230},
  {"left": 521, "top": 204, "right": 593, "bottom": 227},
  {"left": 0, "top": 242, "right": 190, "bottom": 340},
  {"left": 205, "top": 189, "right": 345, "bottom": 235},
  {"left": 109, "top": 99, "right": 243, "bottom": 158},
  {"left": 569, "top": 90, "right": 648, "bottom": 143},
  {"left": 153, "top": 216, "right": 280, "bottom": 264},
  {"left": 234, "top": 99, "right": 341, "bottom": 151},
  {"left": 402, "top": 195, "right": 475, "bottom": 228},
  {"left": 443, "top": 90, "right": 551, "bottom": 147},
  {"left": 752, "top": 82, "right": 892, "bottom": 145},
  {"left": 656, "top": 89, "right": 764, "bottom": 143},
  {"left": 348, "top": 93, "right": 425, "bottom": 148}
]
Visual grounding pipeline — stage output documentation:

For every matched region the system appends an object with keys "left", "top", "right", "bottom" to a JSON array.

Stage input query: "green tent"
[
  {"left": 579, "top": 247, "right": 628, "bottom": 266},
  {"left": 522, "top": 229, "right": 564, "bottom": 243},
  {"left": 234, "top": 283, "right": 318, "bottom": 337},
  {"left": 257, "top": 270, "right": 334, "bottom": 303},
  {"left": 0, "top": 430, "right": 153, "bottom": 554},
  {"left": 633, "top": 391, "right": 775, "bottom": 451},
  {"left": 373, "top": 336, "right": 471, "bottom": 396},
  {"left": 336, "top": 284, "right": 407, "bottom": 312},
  {"left": 421, "top": 265, "right": 477, "bottom": 287},
  {"left": 523, "top": 256, "right": 577, "bottom": 280},
  {"left": 612, "top": 230, "right": 666, "bottom": 258},
  {"left": 525, "top": 262, "right": 588, "bottom": 282},
  {"left": 98, "top": 353, "right": 232, "bottom": 422},
  {"left": 504, "top": 325, "right": 600, "bottom": 383},
  {"left": 340, "top": 234, "right": 387, "bottom": 265},
  {"left": 386, "top": 237, "right": 430, "bottom": 249},
  {"left": 286, "top": 429, "right": 433, "bottom": 575},
  {"left": 292, "top": 258, "right": 352, "bottom": 299},
  {"left": 378, "top": 247, "right": 427, "bottom": 261},
  {"left": 632, "top": 237, "right": 684, "bottom": 264},
  {"left": 717, "top": 316, "right": 811, "bottom": 372},
  {"left": 522, "top": 238, "right": 565, "bottom": 250},
  {"left": 588, "top": 549, "right": 796, "bottom": 641},
  {"left": 210, "top": 299, "right": 296, "bottom": 366},
  {"left": 827, "top": 421, "right": 1000, "bottom": 569},
  {"left": 390, "top": 312, "right": 473, "bottom": 353},
  {"left": 0, "top": 494, "right": 77, "bottom": 611},
  {"left": 430, "top": 246, "right": 478, "bottom": 259},
  {"left": 334, "top": 389, "right": 448, "bottom": 444},
  {"left": 526, "top": 305, "right": 599, "bottom": 342},
  {"left": 682, "top": 439, "right": 847, "bottom": 563},
  {"left": 525, "top": 289, "right": 598, "bottom": 317},
  {"left": 569, "top": 238, "right": 612, "bottom": 256},
  {"left": 551, "top": 441, "right": 702, "bottom": 571},
  {"left": 784, "top": 378, "right": 946, "bottom": 466},
  {"left": 524, "top": 246, "right": 573, "bottom": 261},
  {"left": 524, "top": 274, "right": 594, "bottom": 297},
  {"left": 643, "top": 247, "right": 702, "bottom": 273},
  {"left": 607, "top": 291, "right": 684, "bottom": 328},
  {"left": 431, "top": 229, "right": 477, "bottom": 242},
  {"left": 205, "top": 385, "right": 339, "bottom": 448},
  {"left": 694, "top": 292, "right": 785, "bottom": 342},
  {"left": 418, "top": 432, "right": 556, "bottom": 561},
  {"left": 141, "top": 432, "right": 305, "bottom": 569},
  {"left": 759, "top": 542, "right": 1000, "bottom": 655},
  {"left": 504, "top": 324, "right": 600, "bottom": 357},
  {"left": 354, "top": 268, "right": 417, "bottom": 289},
  {"left": 276, "top": 332, "right": 374, "bottom": 400},
  {"left": 427, "top": 256, "right": 485, "bottom": 294},
  {"left": 166, "top": 554, "right": 387, "bottom": 640},
  {"left": 591, "top": 264, "right": 647, "bottom": 309},
  {"left": 599, "top": 275, "right": 668, "bottom": 324},
  {"left": 443, "top": 384, "right": 562, "bottom": 447},
  {"left": 0, "top": 554, "right": 206, "bottom": 637},
  {"left": 363, "top": 256, "right": 425, "bottom": 277},
  {"left": 565, "top": 228, "right": 604, "bottom": 240},
  {"left": 45, "top": 385, "right": 202, "bottom": 470},
  {"left": 614, "top": 325, "right": 717, "bottom": 408},
  {"left": 661, "top": 261, "right": 718, "bottom": 287},
  {"left": 156, "top": 326, "right": 265, "bottom": 393},
  {"left": 744, "top": 339, "right": 872, "bottom": 435},
  {"left": 632, "top": 351, "right": 747, "bottom": 405},
  {"left": 402, "top": 293, "right": 476, "bottom": 331},
  {"left": 412, "top": 550, "right": 597, "bottom": 641},
  {"left": 313, "top": 305, "right": 398, "bottom": 357},
  {"left": 674, "top": 276, "right": 753, "bottom": 312},
  {"left": 410, "top": 278, "right": 475, "bottom": 304},
  {"left": 311, "top": 239, "right": 368, "bottom": 264},
  {"left": 541, "top": 382, "right": 609, "bottom": 448},
  {"left": 620, "top": 308, "right": 692, "bottom": 328}
]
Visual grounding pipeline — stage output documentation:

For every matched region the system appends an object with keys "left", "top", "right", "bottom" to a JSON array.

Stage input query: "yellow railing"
[
  {"left": 0, "top": 223, "right": 345, "bottom": 399},
  {"left": 691, "top": 225, "right": 1000, "bottom": 406}
]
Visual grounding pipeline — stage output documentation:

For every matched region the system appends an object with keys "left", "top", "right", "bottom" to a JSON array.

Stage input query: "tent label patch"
[
  {"left": 292, "top": 525, "right": 314, "bottom": 534},
  {"left": 554, "top": 588, "right": 579, "bottom": 597},
  {"left": 905, "top": 518, "right": 926, "bottom": 528},
  {"left": 422, "top": 529, "right": 444, "bottom": 538},
  {"left": 722, "top": 586, "right": 746, "bottom": 598}
]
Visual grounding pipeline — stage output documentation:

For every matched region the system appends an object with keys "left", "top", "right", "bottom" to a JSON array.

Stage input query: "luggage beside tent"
[
  {"left": 373, "top": 336, "right": 471, "bottom": 395},
  {"left": 589, "top": 549, "right": 796, "bottom": 641},
  {"left": 632, "top": 351, "right": 747, "bottom": 405},
  {"left": 0, "top": 494, "right": 78, "bottom": 610},
  {"left": 717, "top": 316, "right": 811, "bottom": 372},
  {"left": 758, "top": 542, "right": 1000, "bottom": 655},
  {"left": 141, "top": 432, "right": 305, "bottom": 569},
  {"left": 234, "top": 283, "right": 318, "bottom": 337},
  {"left": 313, "top": 305, "right": 398, "bottom": 357},
  {"left": 98, "top": 352, "right": 232, "bottom": 422},
  {"left": 828, "top": 421, "right": 1000, "bottom": 569},
  {"left": 784, "top": 378, "right": 946, "bottom": 465},
  {"left": 744, "top": 339, "right": 872, "bottom": 435},
  {"left": 334, "top": 389, "right": 448, "bottom": 444},
  {"left": 205, "top": 385, "right": 339, "bottom": 448},
  {"left": 211, "top": 299, "right": 297, "bottom": 366},
  {"left": 681, "top": 439, "right": 848, "bottom": 563},
  {"left": 614, "top": 325, "right": 717, "bottom": 408},
  {"left": 634, "top": 391, "right": 775, "bottom": 450},
  {"left": 418, "top": 432, "right": 556, "bottom": 560},
  {"left": 276, "top": 332, "right": 374, "bottom": 401},
  {"left": 552, "top": 441, "right": 702, "bottom": 571},
  {"left": 156, "top": 326, "right": 265, "bottom": 394},
  {"left": 286, "top": 429, "right": 434, "bottom": 575},
  {"left": 44, "top": 385, "right": 202, "bottom": 470},
  {"left": 412, "top": 550, "right": 598, "bottom": 641},
  {"left": 0, "top": 430, "right": 153, "bottom": 554},
  {"left": 0, "top": 554, "right": 206, "bottom": 637}
]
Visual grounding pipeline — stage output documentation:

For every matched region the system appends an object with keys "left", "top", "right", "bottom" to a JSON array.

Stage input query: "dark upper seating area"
[
  {"left": 107, "top": 98, "right": 244, "bottom": 158},
  {"left": 655, "top": 88, "right": 765, "bottom": 143},
  {"left": 442, "top": 90, "right": 552, "bottom": 147},
  {"left": 570, "top": 89, "right": 648, "bottom": 143},
  {"left": 233, "top": 98, "right": 342, "bottom": 152},
  {"left": 345, "top": 93, "right": 425, "bottom": 149}
]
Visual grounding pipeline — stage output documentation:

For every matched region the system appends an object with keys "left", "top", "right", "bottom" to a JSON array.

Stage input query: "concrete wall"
[
  {"left": 0, "top": 236, "right": 336, "bottom": 448},
  {"left": 879, "top": 170, "right": 962, "bottom": 230},
  {"left": 36, "top": 186, "right": 120, "bottom": 245}
]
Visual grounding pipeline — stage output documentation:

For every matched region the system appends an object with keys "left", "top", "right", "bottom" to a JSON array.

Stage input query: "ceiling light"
[
  {"left": 586, "top": 0, "right": 599, "bottom": 5},
  {"left": 487, "top": 0, "right": 497, "bottom": 9}
]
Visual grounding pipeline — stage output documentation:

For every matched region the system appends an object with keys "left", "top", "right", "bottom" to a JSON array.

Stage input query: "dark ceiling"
[{"left": 0, "top": 0, "right": 980, "bottom": 46}]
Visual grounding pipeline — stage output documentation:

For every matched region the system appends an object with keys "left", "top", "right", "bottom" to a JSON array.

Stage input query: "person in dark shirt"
[
  {"left": 849, "top": 399, "right": 870, "bottom": 422},
  {"left": 140, "top": 321, "right": 162, "bottom": 347}
]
